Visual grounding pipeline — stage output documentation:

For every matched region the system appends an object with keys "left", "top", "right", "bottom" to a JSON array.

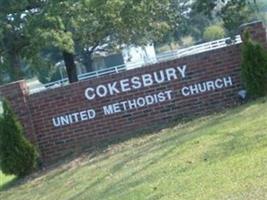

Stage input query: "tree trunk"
[
  {"left": 82, "top": 49, "right": 94, "bottom": 72},
  {"left": 62, "top": 51, "right": 78, "bottom": 83},
  {"left": 8, "top": 52, "right": 23, "bottom": 81},
  {"left": 82, "top": 43, "right": 99, "bottom": 72},
  {"left": 85, "top": 52, "right": 93, "bottom": 72}
]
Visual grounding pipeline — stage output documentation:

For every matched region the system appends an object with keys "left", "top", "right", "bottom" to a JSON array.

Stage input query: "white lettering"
[
  {"left": 182, "top": 87, "right": 190, "bottom": 96},
  {"left": 154, "top": 71, "right": 165, "bottom": 83},
  {"left": 104, "top": 105, "right": 114, "bottom": 115},
  {"left": 166, "top": 68, "right": 178, "bottom": 81},
  {"left": 142, "top": 74, "right": 154, "bottom": 87},
  {"left": 165, "top": 90, "right": 173, "bottom": 100},
  {"left": 60, "top": 116, "right": 70, "bottom": 125},
  {"left": 128, "top": 99, "right": 137, "bottom": 109},
  {"left": 52, "top": 109, "right": 96, "bottom": 127},
  {"left": 131, "top": 76, "right": 142, "bottom": 89},
  {"left": 120, "top": 79, "right": 131, "bottom": 92},
  {"left": 206, "top": 81, "right": 215, "bottom": 91},
  {"left": 52, "top": 118, "right": 61, "bottom": 127},
  {"left": 108, "top": 82, "right": 120, "bottom": 95},
  {"left": 198, "top": 83, "right": 207, "bottom": 93},
  {"left": 158, "top": 92, "right": 166, "bottom": 102},
  {"left": 145, "top": 95, "right": 155, "bottom": 105},
  {"left": 72, "top": 113, "right": 80, "bottom": 123},
  {"left": 120, "top": 101, "right": 128, "bottom": 110},
  {"left": 177, "top": 65, "right": 187, "bottom": 78},
  {"left": 80, "top": 111, "right": 88, "bottom": 121},
  {"left": 215, "top": 79, "right": 224, "bottom": 89},
  {"left": 189, "top": 85, "right": 199, "bottom": 94},
  {"left": 181, "top": 76, "right": 233, "bottom": 97},
  {"left": 96, "top": 85, "right": 108, "bottom": 97},
  {"left": 87, "top": 110, "right": 96, "bottom": 119},
  {"left": 84, "top": 66, "right": 188, "bottom": 100},
  {"left": 137, "top": 97, "right": 146, "bottom": 107},
  {"left": 85, "top": 88, "right": 95, "bottom": 100},
  {"left": 101, "top": 90, "right": 173, "bottom": 115},
  {"left": 224, "top": 77, "right": 233, "bottom": 87},
  {"left": 113, "top": 103, "right": 121, "bottom": 113}
]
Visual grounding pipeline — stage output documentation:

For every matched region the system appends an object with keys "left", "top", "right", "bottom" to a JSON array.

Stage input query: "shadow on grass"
[{"left": 0, "top": 177, "right": 19, "bottom": 192}]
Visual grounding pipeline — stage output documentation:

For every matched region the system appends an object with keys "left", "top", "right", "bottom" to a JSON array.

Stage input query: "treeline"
[{"left": 0, "top": 0, "right": 265, "bottom": 84}]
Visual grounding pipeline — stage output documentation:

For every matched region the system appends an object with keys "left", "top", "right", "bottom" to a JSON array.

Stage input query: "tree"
[
  {"left": 203, "top": 24, "right": 225, "bottom": 41},
  {"left": 186, "top": 12, "right": 212, "bottom": 42},
  {"left": 0, "top": 0, "right": 44, "bottom": 82},
  {"left": 192, "top": 0, "right": 259, "bottom": 39},
  {"left": 32, "top": 47, "right": 66, "bottom": 84},
  {"left": 157, "top": 0, "right": 258, "bottom": 48},
  {"left": 241, "top": 31, "right": 267, "bottom": 97},
  {"left": 191, "top": 0, "right": 218, "bottom": 18},
  {"left": 27, "top": 0, "right": 172, "bottom": 83},
  {"left": 0, "top": 100, "right": 38, "bottom": 177},
  {"left": 219, "top": 0, "right": 256, "bottom": 38},
  {"left": 0, "top": 0, "right": 259, "bottom": 84}
]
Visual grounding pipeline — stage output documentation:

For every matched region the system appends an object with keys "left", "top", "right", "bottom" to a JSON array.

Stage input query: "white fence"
[{"left": 29, "top": 35, "right": 242, "bottom": 94}]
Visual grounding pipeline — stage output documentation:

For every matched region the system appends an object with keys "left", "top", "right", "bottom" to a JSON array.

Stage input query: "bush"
[
  {"left": 0, "top": 100, "right": 38, "bottom": 177},
  {"left": 241, "top": 31, "right": 267, "bottom": 97},
  {"left": 181, "top": 36, "right": 195, "bottom": 47},
  {"left": 203, "top": 25, "right": 225, "bottom": 41}
]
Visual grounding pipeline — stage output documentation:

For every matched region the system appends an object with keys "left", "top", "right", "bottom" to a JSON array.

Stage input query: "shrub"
[
  {"left": 241, "top": 31, "right": 267, "bottom": 97},
  {"left": 0, "top": 100, "right": 38, "bottom": 177},
  {"left": 203, "top": 25, "right": 226, "bottom": 41},
  {"left": 181, "top": 36, "right": 195, "bottom": 47}
]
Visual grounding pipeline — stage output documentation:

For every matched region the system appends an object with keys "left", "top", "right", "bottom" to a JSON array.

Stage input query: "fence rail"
[{"left": 29, "top": 35, "right": 242, "bottom": 94}]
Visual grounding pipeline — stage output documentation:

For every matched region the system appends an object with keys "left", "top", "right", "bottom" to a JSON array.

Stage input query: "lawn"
[
  {"left": 0, "top": 171, "right": 15, "bottom": 189},
  {"left": 1, "top": 98, "right": 267, "bottom": 200}
]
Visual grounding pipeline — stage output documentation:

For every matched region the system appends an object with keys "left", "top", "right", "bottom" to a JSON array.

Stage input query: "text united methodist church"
[{"left": 52, "top": 65, "right": 233, "bottom": 127}]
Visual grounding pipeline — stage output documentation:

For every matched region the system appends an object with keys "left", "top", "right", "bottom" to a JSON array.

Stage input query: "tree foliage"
[
  {"left": 241, "top": 31, "right": 267, "bottom": 97},
  {"left": 0, "top": 0, "right": 262, "bottom": 84},
  {"left": 193, "top": 0, "right": 259, "bottom": 38},
  {"left": 0, "top": 100, "right": 38, "bottom": 177},
  {"left": 26, "top": 0, "right": 172, "bottom": 82},
  {"left": 0, "top": 0, "right": 44, "bottom": 82},
  {"left": 219, "top": 0, "right": 257, "bottom": 38},
  {"left": 203, "top": 24, "right": 225, "bottom": 41}
]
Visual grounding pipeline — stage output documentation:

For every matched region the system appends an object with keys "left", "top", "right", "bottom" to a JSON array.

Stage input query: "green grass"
[
  {"left": 1, "top": 98, "right": 267, "bottom": 200},
  {"left": 0, "top": 171, "right": 15, "bottom": 189}
]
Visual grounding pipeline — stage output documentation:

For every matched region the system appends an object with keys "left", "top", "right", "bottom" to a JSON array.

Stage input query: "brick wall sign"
[{"left": 0, "top": 21, "right": 266, "bottom": 164}]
